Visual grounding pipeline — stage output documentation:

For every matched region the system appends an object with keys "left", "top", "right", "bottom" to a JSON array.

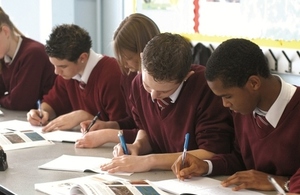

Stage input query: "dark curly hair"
[
  {"left": 142, "top": 33, "right": 192, "bottom": 83},
  {"left": 205, "top": 38, "right": 270, "bottom": 88},
  {"left": 45, "top": 24, "right": 92, "bottom": 62}
]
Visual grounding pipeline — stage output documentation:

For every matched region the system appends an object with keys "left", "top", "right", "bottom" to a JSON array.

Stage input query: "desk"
[{"left": 0, "top": 109, "right": 273, "bottom": 195}]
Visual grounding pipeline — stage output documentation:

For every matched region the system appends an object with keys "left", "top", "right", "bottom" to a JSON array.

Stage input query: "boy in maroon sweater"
[
  {"left": 172, "top": 38, "right": 300, "bottom": 193},
  {"left": 27, "top": 24, "right": 127, "bottom": 132},
  {"left": 100, "top": 33, "right": 234, "bottom": 173}
]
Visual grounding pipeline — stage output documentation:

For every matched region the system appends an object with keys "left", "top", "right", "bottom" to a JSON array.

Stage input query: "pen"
[
  {"left": 37, "top": 100, "right": 43, "bottom": 126},
  {"left": 268, "top": 175, "right": 286, "bottom": 195},
  {"left": 181, "top": 133, "right": 190, "bottom": 167},
  {"left": 118, "top": 130, "right": 129, "bottom": 155},
  {"left": 85, "top": 111, "right": 101, "bottom": 133}
]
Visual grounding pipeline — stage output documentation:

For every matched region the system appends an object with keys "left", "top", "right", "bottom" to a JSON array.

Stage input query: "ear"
[
  {"left": 183, "top": 71, "right": 195, "bottom": 82},
  {"left": 247, "top": 75, "right": 261, "bottom": 90},
  {"left": 78, "top": 52, "right": 89, "bottom": 64},
  {"left": 1, "top": 25, "right": 11, "bottom": 37}
]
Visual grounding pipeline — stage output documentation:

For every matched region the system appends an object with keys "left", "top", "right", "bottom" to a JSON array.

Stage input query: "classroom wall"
[{"left": 1, "top": 0, "right": 299, "bottom": 85}]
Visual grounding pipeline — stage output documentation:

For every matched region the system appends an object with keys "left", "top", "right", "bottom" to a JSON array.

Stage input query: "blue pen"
[
  {"left": 37, "top": 100, "right": 43, "bottom": 126},
  {"left": 181, "top": 133, "right": 190, "bottom": 167},
  {"left": 118, "top": 130, "right": 129, "bottom": 155}
]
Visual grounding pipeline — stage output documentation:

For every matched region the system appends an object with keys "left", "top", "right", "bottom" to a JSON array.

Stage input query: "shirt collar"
[
  {"left": 254, "top": 75, "right": 296, "bottom": 128},
  {"left": 72, "top": 49, "right": 103, "bottom": 83},
  {"left": 4, "top": 35, "right": 22, "bottom": 65}
]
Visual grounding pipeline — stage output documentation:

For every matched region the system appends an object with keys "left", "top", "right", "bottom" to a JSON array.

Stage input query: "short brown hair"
[{"left": 142, "top": 33, "right": 192, "bottom": 83}]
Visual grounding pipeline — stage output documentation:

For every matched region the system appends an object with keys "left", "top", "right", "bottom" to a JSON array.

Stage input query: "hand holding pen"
[
  {"left": 268, "top": 175, "right": 286, "bottom": 195},
  {"left": 181, "top": 133, "right": 190, "bottom": 169},
  {"left": 85, "top": 111, "right": 101, "bottom": 134},
  {"left": 118, "top": 130, "right": 129, "bottom": 155},
  {"left": 37, "top": 100, "right": 43, "bottom": 126}
]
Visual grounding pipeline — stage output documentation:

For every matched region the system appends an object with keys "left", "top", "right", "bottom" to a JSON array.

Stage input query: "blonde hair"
[
  {"left": 0, "top": 7, "right": 23, "bottom": 36},
  {"left": 0, "top": 7, "right": 24, "bottom": 71},
  {"left": 113, "top": 13, "right": 160, "bottom": 74}
]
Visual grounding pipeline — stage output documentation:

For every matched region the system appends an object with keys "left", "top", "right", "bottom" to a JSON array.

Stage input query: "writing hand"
[{"left": 222, "top": 170, "right": 288, "bottom": 191}]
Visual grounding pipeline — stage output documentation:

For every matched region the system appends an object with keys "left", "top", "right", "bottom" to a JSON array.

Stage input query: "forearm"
[
  {"left": 133, "top": 130, "right": 152, "bottom": 155},
  {"left": 103, "top": 121, "right": 120, "bottom": 129},
  {"left": 147, "top": 149, "right": 215, "bottom": 171},
  {"left": 41, "top": 102, "right": 56, "bottom": 120},
  {"left": 147, "top": 153, "right": 182, "bottom": 170}
]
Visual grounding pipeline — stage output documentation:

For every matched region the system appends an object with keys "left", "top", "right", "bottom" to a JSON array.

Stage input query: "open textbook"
[
  {"left": 0, "top": 129, "right": 53, "bottom": 151},
  {"left": 0, "top": 120, "right": 82, "bottom": 143},
  {"left": 38, "top": 154, "right": 133, "bottom": 176},
  {"left": 35, "top": 174, "right": 168, "bottom": 195},
  {"left": 153, "top": 177, "right": 265, "bottom": 195}
]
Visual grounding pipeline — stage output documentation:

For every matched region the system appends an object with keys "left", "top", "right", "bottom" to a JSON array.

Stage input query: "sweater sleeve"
[
  {"left": 193, "top": 74, "right": 234, "bottom": 154},
  {"left": 289, "top": 168, "right": 300, "bottom": 193},
  {"left": 209, "top": 138, "right": 246, "bottom": 176}
]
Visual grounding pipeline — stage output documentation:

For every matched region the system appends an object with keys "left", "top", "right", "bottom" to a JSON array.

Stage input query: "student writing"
[
  {"left": 172, "top": 38, "right": 300, "bottom": 193},
  {"left": 75, "top": 13, "right": 160, "bottom": 148},
  {"left": 27, "top": 24, "right": 127, "bottom": 132},
  {"left": 100, "top": 33, "right": 234, "bottom": 173}
]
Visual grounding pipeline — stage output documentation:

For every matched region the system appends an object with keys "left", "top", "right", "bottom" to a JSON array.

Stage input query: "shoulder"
[{"left": 20, "top": 37, "right": 47, "bottom": 55}]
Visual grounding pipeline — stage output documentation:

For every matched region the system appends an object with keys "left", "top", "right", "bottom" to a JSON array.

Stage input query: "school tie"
[
  {"left": 156, "top": 97, "right": 172, "bottom": 110},
  {"left": 79, "top": 81, "right": 86, "bottom": 90},
  {"left": 254, "top": 113, "right": 269, "bottom": 128}
]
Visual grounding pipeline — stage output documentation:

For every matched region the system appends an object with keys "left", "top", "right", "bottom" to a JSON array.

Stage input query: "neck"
[
  {"left": 258, "top": 75, "right": 281, "bottom": 111},
  {"left": 7, "top": 34, "right": 19, "bottom": 58}
]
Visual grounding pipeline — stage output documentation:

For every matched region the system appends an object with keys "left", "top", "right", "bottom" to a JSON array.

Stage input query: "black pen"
[{"left": 85, "top": 111, "right": 101, "bottom": 133}]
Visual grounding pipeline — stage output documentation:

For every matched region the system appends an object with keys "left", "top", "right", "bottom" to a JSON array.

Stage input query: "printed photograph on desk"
[
  {"left": 0, "top": 131, "right": 53, "bottom": 151},
  {"left": 35, "top": 174, "right": 168, "bottom": 195}
]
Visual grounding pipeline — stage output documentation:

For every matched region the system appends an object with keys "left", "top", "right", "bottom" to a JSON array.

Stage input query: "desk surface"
[{"left": 0, "top": 109, "right": 272, "bottom": 195}]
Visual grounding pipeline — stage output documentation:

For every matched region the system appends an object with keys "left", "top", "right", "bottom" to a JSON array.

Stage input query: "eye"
[{"left": 223, "top": 95, "right": 231, "bottom": 99}]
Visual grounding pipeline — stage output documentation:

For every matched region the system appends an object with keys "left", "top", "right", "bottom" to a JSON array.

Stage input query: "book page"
[
  {"left": 153, "top": 177, "right": 264, "bottom": 195},
  {"left": 0, "top": 120, "right": 82, "bottom": 143},
  {"left": 0, "top": 131, "right": 53, "bottom": 151},
  {"left": 38, "top": 155, "right": 132, "bottom": 176},
  {"left": 35, "top": 174, "right": 168, "bottom": 195}
]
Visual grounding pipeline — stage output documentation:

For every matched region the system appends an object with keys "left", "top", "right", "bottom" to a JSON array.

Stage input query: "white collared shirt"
[
  {"left": 72, "top": 49, "right": 103, "bottom": 84},
  {"left": 4, "top": 34, "right": 22, "bottom": 65},
  {"left": 254, "top": 75, "right": 296, "bottom": 128}
]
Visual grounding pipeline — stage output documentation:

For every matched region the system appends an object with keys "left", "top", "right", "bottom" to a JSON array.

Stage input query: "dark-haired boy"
[
  {"left": 27, "top": 24, "right": 127, "bottom": 132},
  {"left": 172, "top": 38, "right": 300, "bottom": 193}
]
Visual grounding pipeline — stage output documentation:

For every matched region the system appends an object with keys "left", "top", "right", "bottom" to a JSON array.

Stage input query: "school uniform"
[
  {"left": 290, "top": 168, "right": 300, "bottom": 193},
  {"left": 0, "top": 36, "right": 56, "bottom": 110},
  {"left": 118, "top": 71, "right": 139, "bottom": 143},
  {"left": 43, "top": 50, "right": 127, "bottom": 122},
  {"left": 129, "top": 65, "right": 234, "bottom": 153},
  {"left": 208, "top": 77, "right": 300, "bottom": 184}
]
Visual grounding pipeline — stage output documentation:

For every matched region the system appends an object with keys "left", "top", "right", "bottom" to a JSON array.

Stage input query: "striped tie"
[
  {"left": 156, "top": 97, "right": 171, "bottom": 110},
  {"left": 255, "top": 113, "right": 269, "bottom": 128}
]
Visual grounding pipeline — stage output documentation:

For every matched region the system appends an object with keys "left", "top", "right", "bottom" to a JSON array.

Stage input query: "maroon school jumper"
[
  {"left": 210, "top": 88, "right": 300, "bottom": 181},
  {"left": 0, "top": 36, "right": 56, "bottom": 110},
  {"left": 118, "top": 71, "right": 139, "bottom": 143},
  {"left": 43, "top": 56, "right": 127, "bottom": 122},
  {"left": 129, "top": 65, "right": 234, "bottom": 154},
  {"left": 290, "top": 168, "right": 300, "bottom": 193}
]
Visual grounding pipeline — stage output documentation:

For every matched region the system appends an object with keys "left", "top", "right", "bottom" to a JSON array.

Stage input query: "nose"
[
  {"left": 54, "top": 67, "right": 61, "bottom": 75},
  {"left": 150, "top": 90, "right": 160, "bottom": 100},
  {"left": 222, "top": 97, "right": 231, "bottom": 108}
]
